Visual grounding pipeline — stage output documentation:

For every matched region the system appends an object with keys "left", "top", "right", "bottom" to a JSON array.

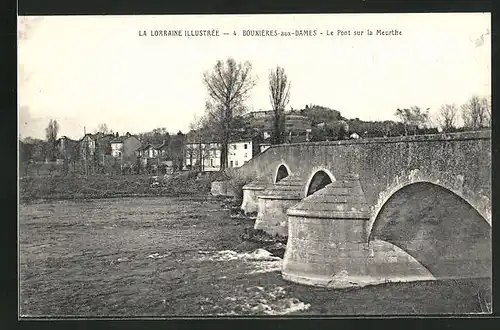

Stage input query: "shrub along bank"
[{"left": 19, "top": 171, "right": 230, "bottom": 203}]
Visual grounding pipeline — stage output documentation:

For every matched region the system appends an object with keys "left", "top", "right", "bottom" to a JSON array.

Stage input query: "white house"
[
  {"left": 227, "top": 139, "right": 253, "bottom": 168},
  {"left": 184, "top": 138, "right": 259, "bottom": 171},
  {"left": 110, "top": 140, "right": 122, "bottom": 158}
]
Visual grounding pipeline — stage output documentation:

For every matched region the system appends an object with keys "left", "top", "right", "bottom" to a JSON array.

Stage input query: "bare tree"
[
  {"left": 45, "top": 119, "right": 59, "bottom": 161},
  {"left": 395, "top": 107, "right": 430, "bottom": 136},
  {"left": 97, "top": 123, "right": 111, "bottom": 134},
  {"left": 436, "top": 104, "right": 459, "bottom": 132},
  {"left": 482, "top": 95, "right": 491, "bottom": 127},
  {"left": 189, "top": 114, "right": 207, "bottom": 172},
  {"left": 269, "top": 66, "right": 291, "bottom": 145},
  {"left": 203, "top": 58, "right": 257, "bottom": 170},
  {"left": 462, "top": 95, "right": 490, "bottom": 129}
]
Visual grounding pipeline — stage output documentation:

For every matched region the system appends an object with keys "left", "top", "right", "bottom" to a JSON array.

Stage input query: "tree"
[
  {"left": 269, "top": 66, "right": 291, "bottom": 145},
  {"left": 462, "top": 95, "right": 490, "bottom": 129},
  {"left": 45, "top": 119, "right": 59, "bottom": 161},
  {"left": 169, "top": 131, "right": 185, "bottom": 172},
  {"left": 138, "top": 128, "right": 171, "bottom": 146},
  {"left": 189, "top": 114, "right": 207, "bottom": 172},
  {"left": 435, "top": 104, "right": 459, "bottom": 132},
  {"left": 394, "top": 107, "right": 430, "bottom": 136},
  {"left": 97, "top": 123, "right": 111, "bottom": 134},
  {"left": 203, "top": 58, "right": 257, "bottom": 170},
  {"left": 81, "top": 138, "right": 93, "bottom": 176},
  {"left": 134, "top": 155, "right": 142, "bottom": 174},
  {"left": 337, "top": 121, "right": 349, "bottom": 140}
]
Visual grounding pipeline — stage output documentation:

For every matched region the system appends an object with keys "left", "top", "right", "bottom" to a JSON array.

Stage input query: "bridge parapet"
[{"left": 281, "top": 130, "right": 491, "bottom": 148}]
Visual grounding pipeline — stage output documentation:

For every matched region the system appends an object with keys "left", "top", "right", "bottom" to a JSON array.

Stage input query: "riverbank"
[{"left": 19, "top": 171, "right": 229, "bottom": 203}]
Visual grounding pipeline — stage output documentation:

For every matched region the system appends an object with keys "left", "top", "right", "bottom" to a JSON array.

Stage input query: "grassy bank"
[{"left": 19, "top": 172, "right": 228, "bottom": 203}]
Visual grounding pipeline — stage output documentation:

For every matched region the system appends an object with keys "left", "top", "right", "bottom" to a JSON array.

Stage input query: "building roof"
[
  {"left": 80, "top": 133, "right": 95, "bottom": 142},
  {"left": 185, "top": 140, "right": 220, "bottom": 146},
  {"left": 110, "top": 133, "right": 141, "bottom": 143},
  {"left": 137, "top": 144, "right": 152, "bottom": 151},
  {"left": 80, "top": 132, "right": 114, "bottom": 142},
  {"left": 229, "top": 137, "right": 256, "bottom": 144},
  {"left": 110, "top": 136, "right": 127, "bottom": 143},
  {"left": 153, "top": 141, "right": 169, "bottom": 150},
  {"left": 96, "top": 134, "right": 115, "bottom": 143},
  {"left": 57, "top": 136, "right": 77, "bottom": 142}
]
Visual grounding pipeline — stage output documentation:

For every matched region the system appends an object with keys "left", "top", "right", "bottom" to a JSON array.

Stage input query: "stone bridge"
[{"left": 226, "top": 131, "right": 491, "bottom": 288}]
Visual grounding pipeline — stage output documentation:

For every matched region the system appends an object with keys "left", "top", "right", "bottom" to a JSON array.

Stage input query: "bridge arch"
[
  {"left": 274, "top": 163, "right": 291, "bottom": 183},
  {"left": 367, "top": 181, "right": 491, "bottom": 279},
  {"left": 368, "top": 169, "right": 491, "bottom": 235},
  {"left": 304, "top": 168, "right": 336, "bottom": 197}
]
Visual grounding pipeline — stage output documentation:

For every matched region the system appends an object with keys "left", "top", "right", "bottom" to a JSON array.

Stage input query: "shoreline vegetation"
[{"left": 19, "top": 171, "right": 230, "bottom": 204}]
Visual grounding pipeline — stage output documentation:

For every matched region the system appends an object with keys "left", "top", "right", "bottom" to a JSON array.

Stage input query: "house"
[
  {"left": 184, "top": 135, "right": 263, "bottom": 171},
  {"left": 79, "top": 132, "right": 115, "bottom": 170},
  {"left": 110, "top": 132, "right": 142, "bottom": 160},
  {"left": 56, "top": 136, "right": 79, "bottom": 162},
  {"left": 153, "top": 140, "right": 170, "bottom": 157},
  {"left": 79, "top": 133, "right": 98, "bottom": 160},
  {"left": 227, "top": 138, "right": 260, "bottom": 168},
  {"left": 137, "top": 144, "right": 156, "bottom": 163},
  {"left": 95, "top": 134, "right": 114, "bottom": 159},
  {"left": 56, "top": 136, "right": 70, "bottom": 153},
  {"left": 136, "top": 141, "right": 174, "bottom": 174},
  {"left": 153, "top": 141, "right": 174, "bottom": 173},
  {"left": 184, "top": 141, "right": 221, "bottom": 172}
]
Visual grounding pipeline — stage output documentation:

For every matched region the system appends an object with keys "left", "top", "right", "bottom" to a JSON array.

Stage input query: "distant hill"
[
  {"left": 239, "top": 105, "right": 342, "bottom": 133},
  {"left": 194, "top": 104, "right": 435, "bottom": 143},
  {"left": 298, "top": 105, "right": 343, "bottom": 125}
]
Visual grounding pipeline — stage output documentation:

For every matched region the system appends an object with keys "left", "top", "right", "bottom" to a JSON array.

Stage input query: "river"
[{"left": 19, "top": 196, "right": 489, "bottom": 316}]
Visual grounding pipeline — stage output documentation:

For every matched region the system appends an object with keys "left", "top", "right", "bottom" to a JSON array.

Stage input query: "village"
[{"left": 20, "top": 103, "right": 459, "bottom": 178}]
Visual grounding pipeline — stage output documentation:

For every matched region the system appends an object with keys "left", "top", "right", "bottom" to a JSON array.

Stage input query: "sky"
[{"left": 18, "top": 13, "right": 491, "bottom": 140}]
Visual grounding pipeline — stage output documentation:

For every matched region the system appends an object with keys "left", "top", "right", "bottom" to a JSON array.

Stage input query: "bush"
[{"left": 226, "top": 172, "right": 256, "bottom": 201}]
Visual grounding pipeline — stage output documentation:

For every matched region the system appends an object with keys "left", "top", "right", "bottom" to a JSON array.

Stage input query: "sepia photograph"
[{"left": 18, "top": 13, "right": 491, "bottom": 317}]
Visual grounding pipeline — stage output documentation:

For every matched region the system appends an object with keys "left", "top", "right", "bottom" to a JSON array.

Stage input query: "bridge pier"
[
  {"left": 282, "top": 175, "right": 435, "bottom": 288},
  {"left": 241, "top": 179, "right": 268, "bottom": 215},
  {"left": 254, "top": 175, "right": 303, "bottom": 237}
]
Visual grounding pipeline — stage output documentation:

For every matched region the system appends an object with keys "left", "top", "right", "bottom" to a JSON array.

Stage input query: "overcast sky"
[{"left": 18, "top": 13, "right": 491, "bottom": 140}]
